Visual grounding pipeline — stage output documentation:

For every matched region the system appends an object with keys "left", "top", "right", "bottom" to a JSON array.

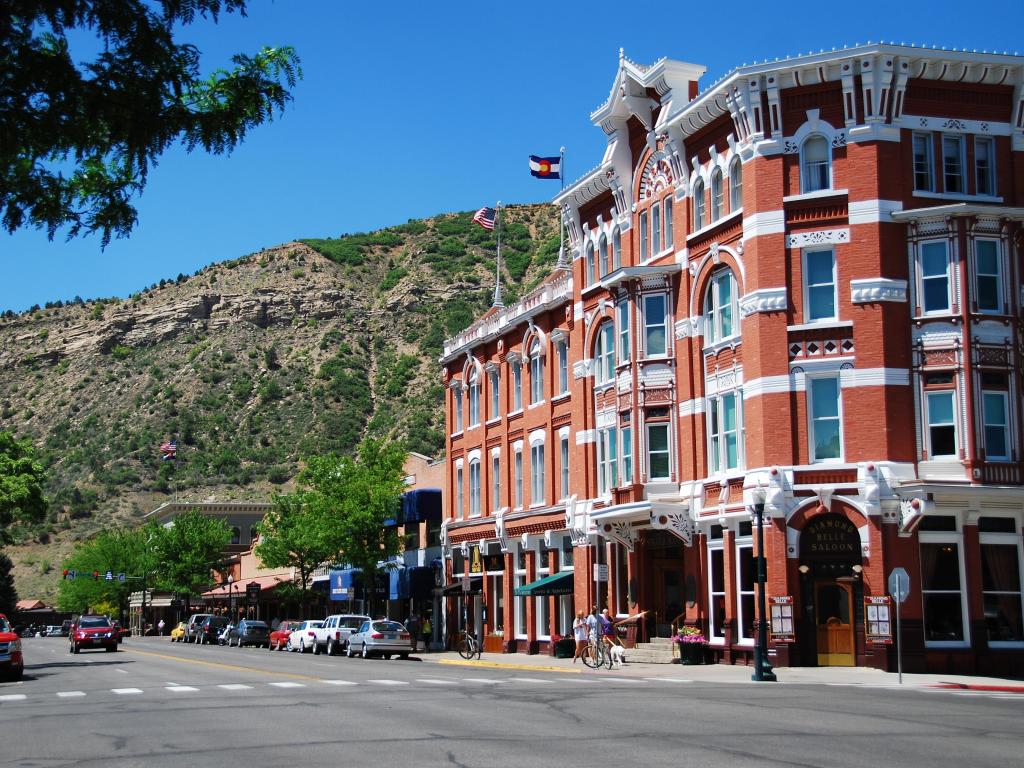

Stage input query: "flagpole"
[
  {"left": 556, "top": 146, "right": 569, "bottom": 271},
  {"left": 492, "top": 202, "right": 504, "bottom": 308}
]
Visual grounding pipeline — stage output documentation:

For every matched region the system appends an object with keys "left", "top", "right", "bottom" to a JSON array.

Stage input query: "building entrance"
[
  {"left": 643, "top": 530, "right": 685, "bottom": 637},
  {"left": 798, "top": 513, "right": 862, "bottom": 667}
]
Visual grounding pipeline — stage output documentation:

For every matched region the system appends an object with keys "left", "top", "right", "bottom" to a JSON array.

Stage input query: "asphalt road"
[{"left": 1, "top": 636, "right": 1022, "bottom": 768}]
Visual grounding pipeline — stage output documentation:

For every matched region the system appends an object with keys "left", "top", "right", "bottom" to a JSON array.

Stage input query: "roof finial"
[{"left": 619, "top": 47, "right": 625, "bottom": 62}]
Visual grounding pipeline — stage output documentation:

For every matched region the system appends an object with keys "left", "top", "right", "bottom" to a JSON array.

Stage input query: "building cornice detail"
[
  {"left": 739, "top": 287, "right": 788, "bottom": 317},
  {"left": 674, "top": 315, "right": 704, "bottom": 339},
  {"left": 785, "top": 228, "right": 850, "bottom": 249},
  {"left": 850, "top": 278, "right": 908, "bottom": 303}
]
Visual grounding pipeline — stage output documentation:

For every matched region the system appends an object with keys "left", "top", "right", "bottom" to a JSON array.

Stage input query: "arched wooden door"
[{"left": 814, "top": 581, "right": 855, "bottom": 666}]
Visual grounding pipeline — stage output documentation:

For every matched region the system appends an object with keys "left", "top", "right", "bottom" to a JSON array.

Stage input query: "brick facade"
[{"left": 440, "top": 45, "right": 1024, "bottom": 674}]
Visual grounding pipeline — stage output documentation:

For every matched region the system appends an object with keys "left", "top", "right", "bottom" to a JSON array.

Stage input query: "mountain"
[{"left": 0, "top": 204, "right": 560, "bottom": 600}]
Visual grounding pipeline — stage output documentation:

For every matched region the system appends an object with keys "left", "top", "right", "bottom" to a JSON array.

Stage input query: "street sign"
[
  {"left": 888, "top": 567, "right": 910, "bottom": 603},
  {"left": 246, "top": 581, "right": 260, "bottom": 600},
  {"left": 593, "top": 563, "right": 609, "bottom": 582},
  {"left": 117, "top": 572, "right": 126, "bottom": 582},
  {"left": 67, "top": 569, "right": 77, "bottom": 580},
  {"left": 104, "top": 570, "right": 113, "bottom": 581},
  {"left": 461, "top": 576, "right": 470, "bottom": 593},
  {"left": 769, "top": 596, "right": 795, "bottom": 643}
]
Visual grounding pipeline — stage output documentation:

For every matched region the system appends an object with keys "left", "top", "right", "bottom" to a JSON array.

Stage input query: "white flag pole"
[
  {"left": 556, "top": 147, "right": 569, "bottom": 271},
  {"left": 492, "top": 202, "right": 504, "bottom": 308}
]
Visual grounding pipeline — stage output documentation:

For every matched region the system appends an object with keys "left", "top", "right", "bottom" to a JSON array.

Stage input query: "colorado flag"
[{"left": 529, "top": 155, "right": 561, "bottom": 179}]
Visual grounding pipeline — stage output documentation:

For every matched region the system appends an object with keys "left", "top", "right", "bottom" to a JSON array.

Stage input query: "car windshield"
[
  {"left": 0, "top": 617, "right": 10, "bottom": 632},
  {"left": 340, "top": 618, "right": 365, "bottom": 629},
  {"left": 244, "top": 622, "right": 268, "bottom": 629},
  {"left": 307, "top": 621, "right": 323, "bottom": 629},
  {"left": 374, "top": 621, "right": 405, "bottom": 632},
  {"left": 79, "top": 617, "right": 111, "bottom": 628}
]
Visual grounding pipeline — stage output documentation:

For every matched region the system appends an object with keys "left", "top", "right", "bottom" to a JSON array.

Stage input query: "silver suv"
[{"left": 184, "top": 613, "right": 213, "bottom": 643}]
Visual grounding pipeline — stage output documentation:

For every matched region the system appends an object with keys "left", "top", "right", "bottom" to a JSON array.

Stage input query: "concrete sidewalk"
[{"left": 421, "top": 649, "right": 1024, "bottom": 691}]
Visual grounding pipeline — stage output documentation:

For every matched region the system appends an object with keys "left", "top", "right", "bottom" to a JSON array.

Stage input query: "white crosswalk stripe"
[
  {"left": 367, "top": 679, "right": 408, "bottom": 686},
  {"left": 218, "top": 684, "right": 253, "bottom": 691},
  {"left": 111, "top": 688, "right": 143, "bottom": 695},
  {"left": 268, "top": 681, "right": 305, "bottom": 688},
  {"left": 320, "top": 680, "right": 358, "bottom": 686},
  {"left": 56, "top": 691, "right": 87, "bottom": 698},
  {"left": 166, "top": 686, "right": 199, "bottom": 692}
]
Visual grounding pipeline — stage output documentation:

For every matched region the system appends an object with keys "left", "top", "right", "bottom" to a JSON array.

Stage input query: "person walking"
[
  {"left": 421, "top": 615, "right": 432, "bottom": 653},
  {"left": 585, "top": 605, "right": 601, "bottom": 663},
  {"left": 157, "top": 619, "right": 166, "bottom": 636},
  {"left": 406, "top": 612, "right": 422, "bottom": 652},
  {"left": 572, "top": 610, "right": 589, "bottom": 663}
]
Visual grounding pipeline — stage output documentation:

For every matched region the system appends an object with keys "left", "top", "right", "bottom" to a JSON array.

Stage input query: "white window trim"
[
  {"left": 979, "top": 523, "right": 1024, "bottom": 648},
  {"left": 468, "top": 459, "right": 481, "bottom": 518},
  {"left": 645, "top": 421, "right": 672, "bottom": 481},
  {"left": 982, "top": 390, "right": 1011, "bottom": 461},
  {"left": 915, "top": 238, "right": 954, "bottom": 317},
  {"left": 707, "top": 540, "right": 726, "bottom": 644},
  {"left": 800, "top": 134, "right": 832, "bottom": 194},
  {"left": 704, "top": 270, "right": 739, "bottom": 346},
  {"left": 920, "top": 523, "right": 970, "bottom": 649},
  {"left": 642, "top": 293, "right": 670, "bottom": 360},
  {"left": 803, "top": 248, "right": 838, "bottom": 324},
  {"left": 973, "top": 237, "right": 1004, "bottom": 315},
  {"left": 924, "top": 389, "right": 959, "bottom": 460},
  {"left": 735, "top": 533, "right": 754, "bottom": 646},
  {"left": 707, "top": 390, "right": 744, "bottom": 476},
  {"left": 807, "top": 374, "right": 844, "bottom": 463}
]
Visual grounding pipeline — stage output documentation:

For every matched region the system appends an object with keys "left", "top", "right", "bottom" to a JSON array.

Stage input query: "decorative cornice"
[
  {"left": 850, "top": 278, "right": 908, "bottom": 304},
  {"left": 573, "top": 359, "right": 594, "bottom": 379},
  {"left": 598, "top": 519, "right": 638, "bottom": 552},
  {"left": 649, "top": 506, "right": 694, "bottom": 546},
  {"left": 674, "top": 315, "right": 704, "bottom": 339},
  {"left": 739, "top": 287, "right": 788, "bottom": 317}
]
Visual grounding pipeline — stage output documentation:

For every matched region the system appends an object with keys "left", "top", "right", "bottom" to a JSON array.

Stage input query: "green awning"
[{"left": 514, "top": 571, "right": 574, "bottom": 597}]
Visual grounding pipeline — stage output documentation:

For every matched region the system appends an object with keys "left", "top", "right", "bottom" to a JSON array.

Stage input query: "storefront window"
[
  {"left": 614, "top": 544, "right": 629, "bottom": 615},
  {"left": 737, "top": 543, "right": 754, "bottom": 640},
  {"left": 920, "top": 538, "right": 965, "bottom": 643},
  {"left": 709, "top": 546, "right": 725, "bottom": 641},
  {"left": 980, "top": 516, "right": 1023, "bottom": 643}
]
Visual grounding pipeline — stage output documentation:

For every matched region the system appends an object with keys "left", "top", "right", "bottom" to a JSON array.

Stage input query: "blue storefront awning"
[
  {"left": 408, "top": 566, "right": 435, "bottom": 599},
  {"left": 388, "top": 566, "right": 408, "bottom": 600},
  {"left": 402, "top": 489, "right": 443, "bottom": 524}
]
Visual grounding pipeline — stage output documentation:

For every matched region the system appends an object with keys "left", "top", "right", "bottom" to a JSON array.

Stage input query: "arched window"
[
  {"left": 599, "top": 233, "right": 609, "bottom": 276},
  {"left": 729, "top": 157, "right": 743, "bottom": 211},
  {"left": 230, "top": 527, "right": 241, "bottom": 545},
  {"left": 249, "top": 526, "right": 259, "bottom": 544},
  {"left": 711, "top": 169, "right": 724, "bottom": 222},
  {"left": 529, "top": 339, "right": 544, "bottom": 404},
  {"left": 469, "top": 459, "right": 481, "bottom": 516},
  {"left": 801, "top": 135, "right": 831, "bottom": 193},
  {"left": 585, "top": 241, "right": 596, "bottom": 285},
  {"left": 595, "top": 322, "right": 615, "bottom": 385},
  {"left": 468, "top": 366, "right": 480, "bottom": 426},
  {"left": 693, "top": 179, "right": 706, "bottom": 230},
  {"left": 612, "top": 227, "right": 622, "bottom": 269},
  {"left": 704, "top": 269, "right": 737, "bottom": 344}
]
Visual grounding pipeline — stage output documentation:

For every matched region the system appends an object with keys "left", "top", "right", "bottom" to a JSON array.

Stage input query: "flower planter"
[
  {"left": 677, "top": 642, "right": 707, "bottom": 665},
  {"left": 553, "top": 638, "right": 576, "bottom": 658}
]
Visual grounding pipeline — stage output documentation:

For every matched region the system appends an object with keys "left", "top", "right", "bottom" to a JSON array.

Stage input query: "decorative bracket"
[
  {"left": 649, "top": 506, "right": 694, "bottom": 546},
  {"left": 598, "top": 520, "right": 638, "bottom": 552},
  {"left": 565, "top": 496, "right": 589, "bottom": 547},
  {"left": 495, "top": 507, "right": 510, "bottom": 553},
  {"left": 898, "top": 497, "right": 928, "bottom": 537}
]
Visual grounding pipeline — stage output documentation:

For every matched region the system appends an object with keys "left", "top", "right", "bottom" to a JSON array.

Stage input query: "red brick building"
[{"left": 440, "top": 44, "right": 1024, "bottom": 674}]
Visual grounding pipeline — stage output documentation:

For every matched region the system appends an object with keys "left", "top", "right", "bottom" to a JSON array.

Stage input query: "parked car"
[
  {"left": 183, "top": 613, "right": 213, "bottom": 643},
  {"left": 170, "top": 622, "right": 186, "bottom": 642},
  {"left": 196, "top": 616, "right": 230, "bottom": 645},
  {"left": 311, "top": 614, "right": 371, "bottom": 656},
  {"left": 0, "top": 613, "right": 24, "bottom": 681},
  {"left": 268, "top": 620, "right": 301, "bottom": 651},
  {"left": 69, "top": 615, "right": 119, "bottom": 654},
  {"left": 44, "top": 625, "right": 62, "bottom": 637},
  {"left": 346, "top": 619, "right": 411, "bottom": 659},
  {"left": 224, "top": 619, "right": 270, "bottom": 648},
  {"left": 286, "top": 620, "right": 323, "bottom": 653}
]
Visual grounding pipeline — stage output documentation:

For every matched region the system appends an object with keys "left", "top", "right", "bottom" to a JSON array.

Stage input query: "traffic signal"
[
  {"left": 62, "top": 569, "right": 69, "bottom": 579},
  {"left": 92, "top": 570, "right": 100, "bottom": 580}
]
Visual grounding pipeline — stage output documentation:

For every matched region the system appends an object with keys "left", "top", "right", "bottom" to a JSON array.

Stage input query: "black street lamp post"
[
  {"left": 227, "top": 575, "right": 235, "bottom": 624},
  {"left": 751, "top": 487, "right": 777, "bottom": 682}
]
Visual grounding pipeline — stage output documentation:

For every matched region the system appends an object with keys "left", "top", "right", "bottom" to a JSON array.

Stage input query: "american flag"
[
  {"left": 159, "top": 440, "right": 177, "bottom": 461},
  {"left": 472, "top": 207, "right": 496, "bottom": 230}
]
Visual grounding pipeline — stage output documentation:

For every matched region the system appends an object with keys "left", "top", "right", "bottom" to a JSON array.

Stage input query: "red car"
[
  {"left": 0, "top": 613, "right": 24, "bottom": 681},
  {"left": 268, "top": 620, "right": 301, "bottom": 651},
  {"left": 69, "top": 615, "right": 119, "bottom": 653}
]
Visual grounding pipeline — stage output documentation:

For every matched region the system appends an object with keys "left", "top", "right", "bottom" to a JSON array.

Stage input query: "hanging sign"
[
  {"left": 769, "top": 595, "right": 795, "bottom": 643},
  {"left": 469, "top": 545, "right": 483, "bottom": 574},
  {"left": 864, "top": 595, "right": 893, "bottom": 644}
]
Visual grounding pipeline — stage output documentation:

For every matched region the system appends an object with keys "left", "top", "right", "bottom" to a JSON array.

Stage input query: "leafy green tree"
[
  {"left": 303, "top": 438, "right": 406, "bottom": 617},
  {"left": 56, "top": 525, "right": 159, "bottom": 618},
  {"left": 255, "top": 492, "right": 339, "bottom": 617},
  {"left": 152, "top": 509, "right": 231, "bottom": 609},
  {"left": 0, "top": 552, "right": 17, "bottom": 616},
  {"left": 0, "top": 432, "right": 48, "bottom": 545},
  {"left": 2, "top": 1, "right": 301, "bottom": 245}
]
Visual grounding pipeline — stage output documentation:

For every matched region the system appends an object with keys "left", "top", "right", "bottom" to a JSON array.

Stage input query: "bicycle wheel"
[
  {"left": 580, "top": 644, "right": 598, "bottom": 668},
  {"left": 603, "top": 643, "right": 614, "bottom": 669},
  {"left": 456, "top": 637, "right": 474, "bottom": 660}
]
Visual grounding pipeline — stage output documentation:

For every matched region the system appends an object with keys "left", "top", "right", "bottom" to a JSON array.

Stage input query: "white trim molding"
[
  {"left": 850, "top": 278, "right": 908, "bottom": 303},
  {"left": 899, "top": 114, "right": 1011, "bottom": 137},
  {"left": 678, "top": 398, "right": 705, "bottom": 418},
  {"left": 848, "top": 199, "right": 903, "bottom": 225},
  {"left": 739, "top": 287, "right": 787, "bottom": 317},
  {"left": 576, "top": 430, "right": 597, "bottom": 445},
  {"left": 785, "top": 228, "right": 850, "bottom": 249},
  {"left": 674, "top": 315, "right": 704, "bottom": 339},
  {"left": 742, "top": 209, "right": 785, "bottom": 240}
]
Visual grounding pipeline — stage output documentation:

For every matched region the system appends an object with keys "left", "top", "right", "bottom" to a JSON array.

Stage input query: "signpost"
[
  {"left": 888, "top": 567, "right": 910, "bottom": 684},
  {"left": 768, "top": 596, "right": 795, "bottom": 643},
  {"left": 864, "top": 595, "right": 893, "bottom": 645}
]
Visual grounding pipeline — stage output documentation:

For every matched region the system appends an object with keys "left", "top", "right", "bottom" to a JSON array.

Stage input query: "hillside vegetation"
[{"left": 0, "top": 204, "right": 559, "bottom": 600}]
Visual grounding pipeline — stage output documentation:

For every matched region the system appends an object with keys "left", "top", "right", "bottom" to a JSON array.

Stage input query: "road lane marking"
[
  {"left": 367, "top": 679, "right": 408, "bottom": 686},
  {"left": 437, "top": 658, "right": 580, "bottom": 674},
  {"left": 111, "top": 688, "right": 143, "bottom": 695},
  {"left": 461, "top": 678, "right": 505, "bottom": 684},
  {"left": 268, "top": 682, "right": 305, "bottom": 688},
  {"left": 418, "top": 679, "right": 458, "bottom": 685},
  {"left": 0, "top": 694, "right": 27, "bottom": 702},
  {"left": 56, "top": 691, "right": 86, "bottom": 698},
  {"left": 644, "top": 677, "right": 692, "bottom": 683},
  {"left": 218, "top": 684, "right": 253, "bottom": 691},
  {"left": 121, "top": 647, "right": 329, "bottom": 682},
  {"left": 605, "top": 677, "right": 644, "bottom": 684},
  {"left": 115, "top": 669, "right": 128, "bottom": 674},
  {"left": 321, "top": 680, "right": 358, "bottom": 686},
  {"left": 507, "top": 677, "right": 555, "bottom": 684},
  {"left": 166, "top": 686, "right": 199, "bottom": 692}
]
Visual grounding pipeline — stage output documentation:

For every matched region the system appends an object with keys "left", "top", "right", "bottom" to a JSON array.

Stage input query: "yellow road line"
[
  {"left": 122, "top": 647, "right": 329, "bottom": 682},
  {"left": 436, "top": 658, "right": 581, "bottom": 674}
]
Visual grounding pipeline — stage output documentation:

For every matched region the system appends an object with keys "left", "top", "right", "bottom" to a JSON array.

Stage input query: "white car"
[
  {"left": 286, "top": 620, "right": 323, "bottom": 653},
  {"left": 310, "top": 614, "right": 370, "bottom": 656}
]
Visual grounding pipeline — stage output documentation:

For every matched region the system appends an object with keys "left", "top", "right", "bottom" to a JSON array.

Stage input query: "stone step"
[
  {"left": 620, "top": 648, "right": 677, "bottom": 664},
  {"left": 639, "top": 636, "right": 676, "bottom": 646}
]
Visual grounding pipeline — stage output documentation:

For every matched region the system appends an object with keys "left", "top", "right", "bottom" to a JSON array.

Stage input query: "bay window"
[
  {"left": 708, "top": 392, "right": 741, "bottom": 474},
  {"left": 975, "top": 239, "right": 1002, "bottom": 313},
  {"left": 919, "top": 240, "right": 951, "bottom": 314},
  {"left": 617, "top": 301, "right": 630, "bottom": 363},
  {"left": 646, "top": 422, "right": 671, "bottom": 480},
  {"left": 596, "top": 425, "right": 618, "bottom": 496},
  {"left": 982, "top": 386, "right": 1010, "bottom": 461},
  {"left": 643, "top": 293, "right": 668, "bottom": 358},
  {"left": 620, "top": 425, "right": 633, "bottom": 485},
  {"left": 925, "top": 387, "right": 958, "bottom": 458}
]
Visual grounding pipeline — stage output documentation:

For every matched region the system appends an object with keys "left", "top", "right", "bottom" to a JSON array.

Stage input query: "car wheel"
[
  {"left": 346, "top": 643, "right": 354, "bottom": 658},
  {"left": 108, "top": 644, "right": 117, "bottom": 652},
  {"left": 399, "top": 653, "right": 409, "bottom": 660},
  {"left": 327, "top": 639, "right": 336, "bottom": 656},
  {"left": 361, "top": 643, "right": 369, "bottom": 659},
  {"left": 313, "top": 640, "right": 321, "bottom": 655}
]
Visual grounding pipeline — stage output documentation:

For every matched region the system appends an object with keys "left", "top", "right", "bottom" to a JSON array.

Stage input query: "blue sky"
[{"left": 2, "top": 0, "right": 1022, "bottom": 312}]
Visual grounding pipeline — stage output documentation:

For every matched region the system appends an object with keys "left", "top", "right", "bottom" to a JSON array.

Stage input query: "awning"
[
  {"left": 402, "top": 489, "right": 443, "bottom": 524},
  {"left": 388, "top": 566, "right": 407, "bottom": 600},
  {"left": 408, "top": 566, "right": 435, "bottom": 599},
  {"left": 203, "top": 574, "right": 289, "bottom": 598},
  {"left": 442, "top": 577, "right": 483, "bottom": 596},
  {"left": 514, "top": 571, "right": 574, "bottom": 597}
]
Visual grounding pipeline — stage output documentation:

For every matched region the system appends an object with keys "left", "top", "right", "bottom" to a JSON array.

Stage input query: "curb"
[
  {"left": 930, "top": 683, "right": 1024, "bottom": 693},
  {"left": 433, "top": 658, "right": 582, "bottom": 674}
]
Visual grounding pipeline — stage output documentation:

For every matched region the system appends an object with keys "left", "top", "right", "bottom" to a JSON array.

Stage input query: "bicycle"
[
  {"left": 455, "top": 630, "right": 481, "bottom": 660},
  {"left": 580, "top": 638, "right": 613, "bottom": 669}
]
